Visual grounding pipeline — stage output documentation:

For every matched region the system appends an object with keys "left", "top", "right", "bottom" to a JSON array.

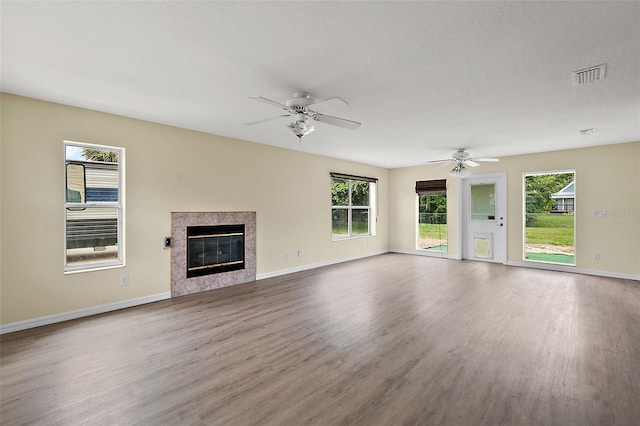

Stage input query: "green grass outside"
[
  {"left": 332, "top": 219, "right": 370, "bottom": 236},
  {"left": 417, "top": 215, "right": 575, "bottom": 262},
  {"left": 525, "top": 214, "right": 575, "bottom": 264},
  {"left": 525, "top": 227, "right": 574, "bottom": 246},
  {"left": 526, "top": 214, "right": 574, "bottom": 246},
  {"left": 418, "top": 217, "right": 572, "bottom": 247},
  {"left": 529, "top": 214, "right": 574, "bottom": 228},
  {"left": 418, "top": 223, "right": 448, "bottom": 240},
  {"left": 352, "top": 220, "right": 370, "bottom": 235}
]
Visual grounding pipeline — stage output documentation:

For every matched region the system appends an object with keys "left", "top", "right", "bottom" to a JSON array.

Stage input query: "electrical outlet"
[
  {"left": 120, "top": 275, "right": 129, "bottom": 286},
  {"left": 284, "top": 252, "right": 289, "bottom": 260},
  {"left": 297, "top": 250, "right": 302, "bottom": 257},
  {"left": 593, "top": 253, "right": 600, "bottom": 261}
]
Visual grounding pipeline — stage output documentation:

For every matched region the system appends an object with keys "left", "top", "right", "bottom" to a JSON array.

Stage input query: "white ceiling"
[{"left": 2, "top": 1, "right": 639, "bottom": 168}]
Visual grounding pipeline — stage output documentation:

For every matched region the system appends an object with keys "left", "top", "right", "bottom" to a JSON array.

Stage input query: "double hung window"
[
  {"left": 64, "top": 141, "right": 124, "bottom": 272},
  {"left": 331, "top": 173, "right": 377, "bottom": 239}
]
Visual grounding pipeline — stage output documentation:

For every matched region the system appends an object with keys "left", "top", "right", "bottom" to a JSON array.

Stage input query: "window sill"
[
  {"left": 64, "top": 261, "right": 125, "bottom": 274},
  {"left": 332, "top": 234, "right": 373, "bottom": 241}
]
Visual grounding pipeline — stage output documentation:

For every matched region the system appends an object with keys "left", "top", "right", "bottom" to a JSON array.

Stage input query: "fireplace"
[
  {"left": 171, "top": 212, "right": 256, "bottom": 297},
  {"left": 187, "top": 224, "right": 245, "bottom": 278}
]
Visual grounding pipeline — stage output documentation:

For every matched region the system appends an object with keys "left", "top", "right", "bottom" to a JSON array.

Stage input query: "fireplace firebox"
[{"left": 187, "top": 224, "right": 245, "bottom": 278}]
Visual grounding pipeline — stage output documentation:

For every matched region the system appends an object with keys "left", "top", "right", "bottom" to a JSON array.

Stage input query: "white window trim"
[{"left": 64, "top": 141, "right": 125, "bottom": 273}]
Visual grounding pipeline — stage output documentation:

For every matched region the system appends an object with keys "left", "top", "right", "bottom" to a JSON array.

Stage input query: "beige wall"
[
  {"left": 2, "top": 93, "right": 638, "bottom": 327},
  {"left": 0, "top": 94, "right": 389, "bottom": 324},
  {"left": 389, "top": 142, "right": 640, "bottom": 276}
]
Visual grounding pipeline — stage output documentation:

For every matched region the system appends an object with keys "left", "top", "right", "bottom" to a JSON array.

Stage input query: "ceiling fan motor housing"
[
  {"left": 454, "top": 149, "right": 470, "bottom": 160},
  {"left": 286, "top": 92, "right": 314, "bottom": 108}
]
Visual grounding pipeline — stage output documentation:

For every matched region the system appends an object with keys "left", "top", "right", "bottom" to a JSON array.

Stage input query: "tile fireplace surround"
[{"left": 171, "top": 212, "right": 256, "bottom": 297}]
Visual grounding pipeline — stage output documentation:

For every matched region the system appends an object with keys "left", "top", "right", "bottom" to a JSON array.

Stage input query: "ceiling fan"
[
  {"left": 427, "top": 148, "right": 500, "bottom": 177},
  {"left": 246, "top": 91, "right": 361, "bottom": 141}
]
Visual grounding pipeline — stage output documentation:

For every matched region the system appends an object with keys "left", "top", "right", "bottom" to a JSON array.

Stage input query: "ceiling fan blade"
[
  {"left": 425, "top": 159, "right": 454, "bottom": 165},
  {"left": 244, "top": 114, "right": 290, "bottom": 126},
  {"left": 464, "top": 160, "right": 480, "bottom": 167},
  {"left": 313, "top": 113, "right": 361, "bottom": 130},
  {"left": 249, "top": 96, "right": 290, "bottom": 110},
  {"left": 472, "top": 157, "right": 500, "bottom": 162},
  {"left": 311, "top": 96, "right": 349, "bottom": 108}
]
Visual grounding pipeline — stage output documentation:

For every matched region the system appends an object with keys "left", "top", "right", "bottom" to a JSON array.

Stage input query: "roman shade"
[
  {"left": 415, "top": 179, "right": 447, "bottom": 195},
  {"left": 330, "top": 172, "right": 378, "bottom": 183}
]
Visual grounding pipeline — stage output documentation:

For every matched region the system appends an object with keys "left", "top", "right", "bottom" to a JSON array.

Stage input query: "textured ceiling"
[{"left": 2, "top": 1, "right": 639, "bottom": 168}]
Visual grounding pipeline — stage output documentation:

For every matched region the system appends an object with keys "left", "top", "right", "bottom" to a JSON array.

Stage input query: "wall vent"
[
  {"left": 578, "top": 128, "right": 597, "bottom": 136},
  {"left": 572, "top": 64, "right": 607, "bottom": 85}
]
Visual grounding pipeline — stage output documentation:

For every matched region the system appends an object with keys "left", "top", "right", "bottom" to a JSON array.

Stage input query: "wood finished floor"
[{"left": 1, "top": 254, "right": 639, "bottom": 425}]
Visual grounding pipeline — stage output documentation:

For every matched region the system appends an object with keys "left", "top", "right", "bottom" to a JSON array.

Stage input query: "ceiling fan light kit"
[
  {"left": 287, "top": 120, "right": 315, "bottom": 141},
  {"left": 248, "top": 92, "right": 361, "bottom": 142},
  {"left": 448, "top": 163, "right": 472, "bottom": 178}
]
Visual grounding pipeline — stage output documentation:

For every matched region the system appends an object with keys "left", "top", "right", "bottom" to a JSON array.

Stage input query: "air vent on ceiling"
[
  {"left": 578, "top": 128, "right": 597, "bottom": 136},
  {"left": 572, "top": 64, "right": 607, "bottom": 85}
]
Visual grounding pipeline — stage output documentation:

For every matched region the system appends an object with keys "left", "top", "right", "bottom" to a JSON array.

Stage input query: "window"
[
  {"left": 64, "top": 141, "right": 124, "bottom": 272},
  {"left": 416, "top": 179, "right": 447, "bottom": 253},
  {"left": 331, "top": 173, "right": 377, "bottom": 239},
  {"left": 470, "top": 184, "right": 496, "bottom": 221},
  {"left": 523, "top": 171, "right": 575, "bottom": 265}
]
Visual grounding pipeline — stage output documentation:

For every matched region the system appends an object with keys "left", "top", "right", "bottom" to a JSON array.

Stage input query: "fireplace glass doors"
[{"left": 187, "top": 224, "right": 245, "bottom": 278}]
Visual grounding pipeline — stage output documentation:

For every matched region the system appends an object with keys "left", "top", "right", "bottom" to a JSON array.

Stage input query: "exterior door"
[{"left": 461, "top": 173, "right": 506, "bottom": 263}]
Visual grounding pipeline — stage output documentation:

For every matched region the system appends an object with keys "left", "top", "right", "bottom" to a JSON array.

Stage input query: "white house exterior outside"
[{"left": 551, "top": 181, "right": 575, "bottom": 213}]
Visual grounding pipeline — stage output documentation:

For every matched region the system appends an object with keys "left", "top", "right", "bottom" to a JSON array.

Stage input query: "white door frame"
[{"left": 458, "top": 173, "right": 507, "bottom": 264}]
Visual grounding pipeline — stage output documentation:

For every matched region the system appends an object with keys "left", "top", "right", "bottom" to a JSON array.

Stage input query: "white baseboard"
[
  {"left": 390, "top": 249, "right": 460, "bottom": 260},
  {"left": 256, "top": 250, "right": 389, "bottom": 280},
  {"left": 0, "top": 292, "right": 172, "bottom": 335},
  {"left": 391, "top": 250, "right": 638, "bottom": 280},
  {"left": 1, "top": 252, "right": 389, "bottom": 334},
  {"left": 506, "top": 261, "right": 639, "bottom": 281}
]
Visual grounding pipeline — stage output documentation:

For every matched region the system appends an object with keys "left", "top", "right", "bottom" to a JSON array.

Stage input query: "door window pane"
[{"left": 470, "top": 184, "right": 496, "bottom": 221}]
